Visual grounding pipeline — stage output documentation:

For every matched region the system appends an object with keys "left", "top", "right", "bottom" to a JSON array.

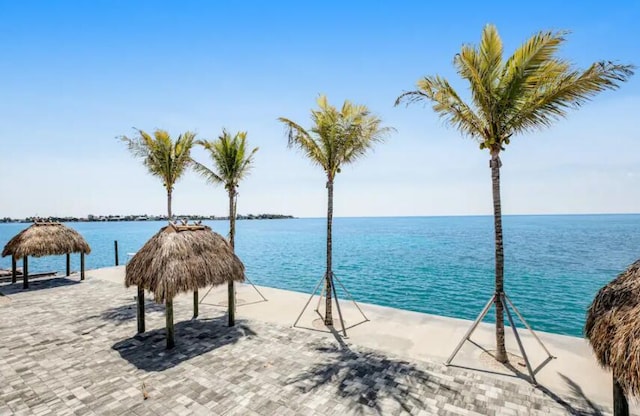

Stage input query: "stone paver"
[{"left": 0, "top": 276, "right": 609, "bottom": 415}]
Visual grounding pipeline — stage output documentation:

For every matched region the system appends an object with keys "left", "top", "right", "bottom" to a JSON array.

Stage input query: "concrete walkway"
[{"left": 0, "top": 268, "right": 630, "bottom": 415}]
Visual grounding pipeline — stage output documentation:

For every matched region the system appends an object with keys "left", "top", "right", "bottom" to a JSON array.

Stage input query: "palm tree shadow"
[
  {"left": 285, "top": 342, "right": 457, "bottom": 415},
  {"left": 534, "top": 373, "right": 605, "bottom": 416},
  {"left": 112, "top": 317, "right": 256, "bottom": 372}
]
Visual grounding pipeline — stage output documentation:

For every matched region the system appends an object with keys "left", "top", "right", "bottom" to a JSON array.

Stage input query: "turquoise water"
[{"left": 1, "top": 215, "right": 638, "bottom": 337}]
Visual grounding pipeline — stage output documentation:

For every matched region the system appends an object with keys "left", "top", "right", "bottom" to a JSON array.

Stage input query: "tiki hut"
[
  {"left": 125, "top": 222, "right": 245, "bottom": 349},
  {"left": 585, "top": 259, "right": 640, "bottom": 416},
  {"left": 2, "top": 222, "right": 91, "bottom": 289}
]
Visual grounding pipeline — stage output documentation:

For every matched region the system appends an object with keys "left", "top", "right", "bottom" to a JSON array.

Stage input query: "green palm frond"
[
  {"left": 118, "top": 128, "right": 195, "bottom": 191},
  {"left": 508, "top": 61, "right": 635, "bottom": 134},
  {"left": 194, "top": 129, "right": 258, "bottom": 193},
  {"left": 279, "top": 95, "right": 393, "bottom": 180},
  {"left": 396, "top": 76, "right": 486, "bottom": 139},
  {"left": 396, "top": 24, "right": 635, "bottom": 151}
]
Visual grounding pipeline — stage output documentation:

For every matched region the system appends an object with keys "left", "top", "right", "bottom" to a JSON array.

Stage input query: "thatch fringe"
[
  {"left": 125, "top": 224, "right": 245, "bottom": 303},
  {"left": 2, "top": 223, "right": 91, "bottom": 258},
  {"left": 585, "top": 259, "right": 640, "bottom": 397}
]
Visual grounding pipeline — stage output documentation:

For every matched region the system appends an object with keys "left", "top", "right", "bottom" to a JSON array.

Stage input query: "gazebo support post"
[
  {"left": 166, "top": 298, "right": 175, "bottom": 349},
  {"left": 228, "top": 281, "right": 235, "bottom": 327},
  {"left": 613, "top": 376, "right": 629, "bottom": 416},
  {"left": 80, "top": 253, "right": 85, "bottom": 281},
  {"left": 66, "top": 253, "right": 71, "bottom": 276},
  {"left": 11, "top": 257, "right": 16, "bottom": 284},
  {"left": 193, "top": 289, "right": 198, "bottom": 318},
  {"left": 22, "top": 256, "right": 28, "bottom": 289},
  {"left": 137, "top": 286, "right": 145, "bottom": 333}
]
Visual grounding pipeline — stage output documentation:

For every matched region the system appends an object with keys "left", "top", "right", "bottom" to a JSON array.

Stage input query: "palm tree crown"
[
  {"left": 279, "top": 95, "right": 393, "bottom": 181},
  {"left": 192, "top": 130, "right": 258, "bottom": 195},
  {"left": 118, "top": 128, "right": 196, "bottom": 218},
  {"left": 396, "top": 24, "right": 634, "bottom": 152}
]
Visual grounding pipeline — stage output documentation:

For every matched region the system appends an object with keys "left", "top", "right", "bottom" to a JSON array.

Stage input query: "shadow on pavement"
[
  {"left": 286, "top": 343, "right": 457, "bottom": 415},
  {"left": 112, "top": 316, "right": 256, "bottom": 371},
  {"left": 0, "top": 276, "right": 80, "bottom": 295}
]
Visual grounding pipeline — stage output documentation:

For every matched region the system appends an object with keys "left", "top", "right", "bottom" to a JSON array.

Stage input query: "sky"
[{"left": 0, "top": 0, "right": 638, "bottom": 218}]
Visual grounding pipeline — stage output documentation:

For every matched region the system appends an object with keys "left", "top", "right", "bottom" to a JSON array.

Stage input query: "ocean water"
[{"left": 1, "top": 215, "right": 638, "bottom": 337}]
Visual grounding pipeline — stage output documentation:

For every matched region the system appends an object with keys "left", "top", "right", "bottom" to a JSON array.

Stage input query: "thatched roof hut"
[
  {"left": 126, "top": 222, "right": 245, "bottom": 349},
  {"left": 2, "top": 222, "right": 91, "bottom": 258},
  {"left": 2, "top": 222, "right": 91, "bottom": 288},
  {"left": 125, "top": 223, "right": 245, "bottom": 303},
  {"left": 585, "top": 259, "right": 640, "bottom": 415}
]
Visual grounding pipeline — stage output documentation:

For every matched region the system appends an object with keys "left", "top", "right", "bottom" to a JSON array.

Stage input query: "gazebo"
[
  {"left": 125, "top": 222, "right": 245, "bottom": 349},
  {"left": 2, "top": 221, "right": 91, "bottom": 289},
  {"left": 585, "top": 259, "right": 640, "bottom": 416}
]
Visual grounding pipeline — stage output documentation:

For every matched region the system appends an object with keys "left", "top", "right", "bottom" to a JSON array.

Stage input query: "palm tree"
[
  {"left": 118, "top": 129, "right": 196, "bottom": 219},
  {"left": 396, "top": 25, "right": 634, "bottom": 363},
  {"left": 192, "top": 129, "right": 258, "bottom": 327},
  {"left": 279, "top": 95, "right": 393, "bottom": 327}
]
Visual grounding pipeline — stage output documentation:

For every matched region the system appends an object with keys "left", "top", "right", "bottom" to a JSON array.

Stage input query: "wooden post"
[
  {"left": 11, "top": 257, "right": 16, "bottom": 284},
  {"left": 137, "top": 286, "right": 145, "bottom": 333},
  {"left": 80, "top": 253, "right": 85, "bottom": 281},
  {"left": 166, "top": 298, "right": 175, "bottom": 349},
  {"left": 22, "top": 256, "right": 28, "bottom": 289},
  {"left": 114, "top": 240, "right": 119, "bottom": 266},
  {"left": 228, "top": 281, "right": 235, "bottom": 327},
  {"left": 193, "top": 289, "right": 199, "bottom": 318},
  {"left": 66, "top": 253, "right": 71, "bottom": 276},
  {"left": 613, "top": 376, "right": 629, "bottom": 416}
]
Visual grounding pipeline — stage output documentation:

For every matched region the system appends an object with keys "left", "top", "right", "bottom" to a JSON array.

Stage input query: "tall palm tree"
[
  {"left": 192, "top": 129, "right": 258, "bottom": 327},
  {"left": 279, "top": 95, "right": 393, "bottom": 327},
  {"left": 119, "top": 129, "right": 196, "bottom": 219},
  {"left": 396, "top": 24, "right": 634, "bottom": 363}
]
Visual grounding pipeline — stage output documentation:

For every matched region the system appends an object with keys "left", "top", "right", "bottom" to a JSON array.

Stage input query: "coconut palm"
[
  {"left": 192, "top": 129, "right": 258, "bottom": 326},
  {"left": 279, "top": 95, "right": 393, "bottom": 327},
  {"left": 118, "top": 129, "right": 196, "bottom": 219},
  {"left": 396, "top": 24, "right": 634, "bottom": 363}
]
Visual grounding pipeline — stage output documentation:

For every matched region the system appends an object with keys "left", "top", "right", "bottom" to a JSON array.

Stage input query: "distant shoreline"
[
  {"left": 0, "top": 214, "right": 295, "bottom": 223},
  {"left": 1, "top": 212, "right": 638, "bottom": 224}
]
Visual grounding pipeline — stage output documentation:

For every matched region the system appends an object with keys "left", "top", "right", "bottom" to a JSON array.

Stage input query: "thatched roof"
[
  {"left": 585, "top": 259, "right": 640, "bottom": 396},
  {"left": 2, "top": 222, "right": 91, "bottom": 258},
  {"left": 125, "top": 223, "right": 245, "bottom": 302}
]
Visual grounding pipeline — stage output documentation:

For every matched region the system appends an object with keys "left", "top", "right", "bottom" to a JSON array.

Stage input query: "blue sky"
[{"left": 0, "top": 1, "right": 638, "bottom": 218}]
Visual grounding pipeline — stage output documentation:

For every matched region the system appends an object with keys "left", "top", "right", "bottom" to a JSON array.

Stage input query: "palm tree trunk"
[
  {"left": 228, "top": 189, "right": 236, "bottom": 327},
  {"left": 167, "top": 188, "right": 173, "bottom": 220},
  {"left": 325, "top": 178, "right": 334, "bottom": 326},
  {"left": 491, "top": 152, "right": 508, "bottom": 363}
]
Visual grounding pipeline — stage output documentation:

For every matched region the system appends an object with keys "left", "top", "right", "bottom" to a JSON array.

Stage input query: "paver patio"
[{"left": 0, "top": 275, "right": 612, "bottom": 415}]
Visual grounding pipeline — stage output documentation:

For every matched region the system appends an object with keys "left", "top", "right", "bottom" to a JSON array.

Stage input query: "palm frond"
[
  {"left": 507, "top": 61, "right": 635, "bottom": 133},
  {"left": 191, "top": 160, "right": 224, "bottom": 185},
  {"left": 278, "top": 117, "right": 327, "bottom": 169}
]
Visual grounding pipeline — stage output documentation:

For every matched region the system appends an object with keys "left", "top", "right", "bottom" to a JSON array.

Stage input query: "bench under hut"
[
  {"left": 1, "top": 221, "right": 91, "bottom": 289},
  {"left": 585, "top": 259, "right": 640, "bottom": 416},
  {"left": 125, "top": 222, "right": 245, "bottom": 349}
]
